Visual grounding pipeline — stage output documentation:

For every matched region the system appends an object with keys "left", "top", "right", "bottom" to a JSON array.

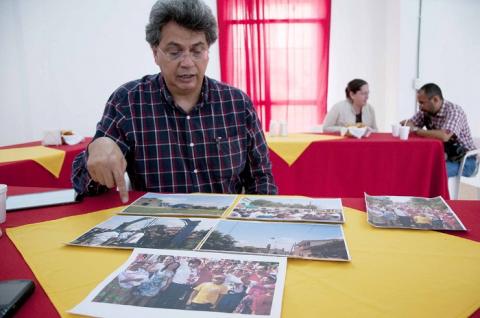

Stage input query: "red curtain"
[{"left": 217, "top": 0, "right": 331, "bottom": 132}]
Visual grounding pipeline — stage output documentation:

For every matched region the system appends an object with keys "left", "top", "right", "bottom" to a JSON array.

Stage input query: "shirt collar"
[
  {"left": 433, "top": 100, "right": 447, "bottom": 118},
  {"left": 158, "top": 73, "right": 209, "bottom": 113}
]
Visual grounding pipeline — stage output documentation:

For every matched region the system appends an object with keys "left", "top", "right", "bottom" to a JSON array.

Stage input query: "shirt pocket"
[{"left": 211, "top": 135, "right": 246, "bottom": 180}]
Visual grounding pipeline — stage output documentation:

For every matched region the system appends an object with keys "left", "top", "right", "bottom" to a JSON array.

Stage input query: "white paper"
[
  {"left": 63, "top": 134, "right": 85, "bottom": 145},
  {"left": 69, "top": 249, "right": 287, "bottom": 318}
]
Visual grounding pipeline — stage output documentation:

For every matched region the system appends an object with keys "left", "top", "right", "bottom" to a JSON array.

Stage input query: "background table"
[
  {"left": 270, "top": 133, "right": 450, "bottom": 199},
  {"left": 1, "top": 134, "right": 450, "bottom": 199},
  {"left": 1, "top": 187, "right": 478, "bottom": 318},
  {"left": 0, "top": 139, "right": 91, "bottom": 188}
]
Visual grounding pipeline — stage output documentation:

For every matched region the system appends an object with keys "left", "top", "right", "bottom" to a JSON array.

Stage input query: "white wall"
[
  {"left": 418, "top": 0, "right": 480, "bottom": 138},
  {"left": 1, "top": 0, "right": 478, "bottom": 146},
  {"left": 0, "top": 0, "right": 220, "bottom": 146},
  {"left": 328, "top": 0, "right": 479, "bottom": 136},
  {"left": 327, "top": 0, "right": 420, "bottom": 132}
]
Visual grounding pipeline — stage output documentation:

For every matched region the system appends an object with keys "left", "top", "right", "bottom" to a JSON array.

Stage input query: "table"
[
  {"left": 270, "top": 133, "right": 450, "bottom": 199},
  {"left": 1, "top": 134, "right": 450, "bottom": 199},
  {"left": 0, "top": 138, "right": 91, "bottom": 188},
  {"left": 1, "top": 187, "right": 478, "bottom": 317}
]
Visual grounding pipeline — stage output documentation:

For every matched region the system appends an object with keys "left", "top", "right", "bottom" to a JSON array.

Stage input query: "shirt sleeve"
[
  {"left": 369, "top": 105, "right": 378, "bottom": 131},
  {"left": 71, "top": 89, "right": 130, "bottom": 197},
  {"left": 440, "top": 107, "right": 464, "bottom": 137},
  {"left": 410, "top": 111, "right": 425, "bottom": 128},
  {"left": 241, "top": 99, "right": 278, "bottom": 195},
  {"left": 322, "top": 103, "right": 342, "bottom": 132}
]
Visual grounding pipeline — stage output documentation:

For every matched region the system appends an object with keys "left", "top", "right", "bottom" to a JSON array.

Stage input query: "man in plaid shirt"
[
  {"left": 403, "top": 83, "right": 477, "bottom": 177},
  {"left": 72, "top": 0, "right": 277, "bottom": 202}
]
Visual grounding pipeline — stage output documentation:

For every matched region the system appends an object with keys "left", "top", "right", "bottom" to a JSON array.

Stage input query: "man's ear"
[
  {"left": 432, "top": 96, "right": 442, "bottom": 109},
  {"left": 152, "top": 46, "right": 160, "bottom": 65}
]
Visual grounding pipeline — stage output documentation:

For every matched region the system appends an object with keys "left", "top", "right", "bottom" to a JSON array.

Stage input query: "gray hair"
[{"left": 145, "top": 0, "right": 218, "bottom": 47}]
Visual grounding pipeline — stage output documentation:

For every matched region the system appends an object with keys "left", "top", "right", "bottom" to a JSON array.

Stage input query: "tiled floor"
[{"left": 458, "top": 182, "right": 480, "bottom": 200}]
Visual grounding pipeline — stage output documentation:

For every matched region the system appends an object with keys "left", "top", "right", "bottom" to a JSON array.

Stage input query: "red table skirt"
[
  {"left": 0, "top": 138, "right": 91, "bottom": 188},
  {"left": 270, "top": 133, "right": 450, "bottom": 199}
]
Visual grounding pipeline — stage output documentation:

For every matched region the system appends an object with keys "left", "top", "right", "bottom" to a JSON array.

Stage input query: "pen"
[{"left": 216, "top": 136, "right": 222, "bottom": 151}]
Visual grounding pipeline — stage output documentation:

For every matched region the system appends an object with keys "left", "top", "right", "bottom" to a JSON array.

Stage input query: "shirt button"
[
  {"left": 190, "top": 142, "right": 194, "bottom": 147},
  {"left": 193, "top": 169, "right": 198, "bottom": 174},
  {"left": 187, "top": 115, "right": 191, "bottom": 120}
]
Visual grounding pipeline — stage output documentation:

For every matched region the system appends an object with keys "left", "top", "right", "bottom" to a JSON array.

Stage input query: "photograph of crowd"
[
  {"left": 122, "top": 193, "right": 237, "bottom": 217},
  {"left": 69, "top": 216, "right": 218, "bottom": 249},
  {"left": 70, "top": 249, "right": 286, "bottom": 318},
  {"left": 228, "top": 196, "right": 344, "bottom": 223},
  {"left": 365, "top": 194, "right": 466, "bottom": 231},
  {"left": 199, "top": 220, "right": 350, "bottom": 261}
]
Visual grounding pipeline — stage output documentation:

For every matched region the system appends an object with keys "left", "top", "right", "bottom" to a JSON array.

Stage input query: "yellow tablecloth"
[
  {"left": 0, "top": 146, "right": 66, "bottom": 177},
  {"left": 7, "top": 207, "right": 480, "bottom": 317},
  {"left": 267, "top": 133, "right": 344, "bottom": 166}
]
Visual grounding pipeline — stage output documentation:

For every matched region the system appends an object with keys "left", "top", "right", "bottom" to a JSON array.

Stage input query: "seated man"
[
  {"left": 402, "top": 83, "right": 477, "bottom": 177},
  {"left": 72, "top": 0, "right": 277, "bottom": 202}
]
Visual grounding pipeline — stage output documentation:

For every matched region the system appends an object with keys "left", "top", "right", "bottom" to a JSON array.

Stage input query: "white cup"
[
  {"left": 42, "top": 130, "right": 62, "bottom": 146},
  {"left": 399, "top": 126, "right": 410, "bottom": 140},
  {"left": 269, "top": 120, "right": 279, "bottom": 137},
  {"left": 279, "top": 121, "right": 288, "bottom": 137},
  {"left": 0, "top": 184, "right": 7, "bottom": 223},
  {"left": 391, "top": 124, "right": 400, "bottom": 137}
]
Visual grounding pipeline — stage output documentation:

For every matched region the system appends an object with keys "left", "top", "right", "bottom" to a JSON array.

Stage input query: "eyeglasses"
[{"left": 159, "top": 47, "right": 208, "bottom": 62}]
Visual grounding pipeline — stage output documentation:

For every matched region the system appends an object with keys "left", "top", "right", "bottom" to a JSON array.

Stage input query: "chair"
[{"left": 448, "top": 147, "right": 480, "bottom": 200}]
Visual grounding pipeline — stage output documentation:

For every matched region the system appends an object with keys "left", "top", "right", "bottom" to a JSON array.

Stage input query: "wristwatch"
[{"left": 411, "top": 126, "right": 419, "bottom": 132}]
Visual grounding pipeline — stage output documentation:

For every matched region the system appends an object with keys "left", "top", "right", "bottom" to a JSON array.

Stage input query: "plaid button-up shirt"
[
  {"left": 72, "top": 73, "right": 277, "bottom": 196},
  {"left": 410, "top": 100, "right": 476, "bottom": 151}
]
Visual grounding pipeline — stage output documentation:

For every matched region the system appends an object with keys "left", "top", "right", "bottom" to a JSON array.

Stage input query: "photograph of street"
[
  {"left": 69, "top": 216, "right": 218, "bottom": 250},
  {"left": 199, "top": 220, "right": 350, "bottom": 261},
  {"left": 122, "top": 193, "right": 237, "bottom": 217}
]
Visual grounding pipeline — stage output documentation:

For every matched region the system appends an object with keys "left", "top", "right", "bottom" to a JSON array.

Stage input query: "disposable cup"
[
  {"left": 269, "top": 120, "right": 279, "bottom": 137},
  {"left": 279, "top": 121, "right": 288, "bottom": 137},
  {"left": 0, "top": 184, "right": 7, "bottom": 223},
  {"left": 392, "top": 124, "right": 400, "bottom": 137},
  {"left": 399, "top": 126, "right": 410, "bottom": 140}
]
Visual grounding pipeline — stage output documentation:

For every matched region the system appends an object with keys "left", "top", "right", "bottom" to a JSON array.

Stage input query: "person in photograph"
[
  {"left": 83, "top": 229, "right": 119, "bottom": 246},
  {"left": 129, "top": 261, "right": 181, "bottom": 307},
  {"left": 159, "top": 258, "right": 201, "bottom": 308},
  {"left": 393, "top": 207, "right": 413, "bottom": 227},
  {"left": 235, "top": 275, "right": 276, "bottom": 314},
  {"left": 413, "top": 214, "right": 432, "bottom": 229},
  {"left": 251, "top": 286, "right": 274, "bottom": 315},
  {"left": 186, "top": 275, "right": 228, "bottom": 311},
  {"left": 93, "top": 261, "right": 150, "bottom": 304},
  {"left": 402, "top": 83, "right": 478, "bottom": 177},
  {"left": 216, "top": 275, "right": 250, "bottom": 313},
  {"left": 323, "top": 79, "right": 378, "bottom": 132},
  {"left": 122, "top": 231, "right": 145, "bottom": 246},
  {"left": 71, "top": 0, "right": 277, "bottom": 204}
]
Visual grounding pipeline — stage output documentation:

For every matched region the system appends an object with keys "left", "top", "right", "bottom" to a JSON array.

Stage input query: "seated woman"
[{"left": 323, "top": 79, "right": 377, "bottom": 132}]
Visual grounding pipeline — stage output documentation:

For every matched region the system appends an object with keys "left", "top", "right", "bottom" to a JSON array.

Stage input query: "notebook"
[{"left": 6, "top": 189, "right": 78, "bottom": 211}]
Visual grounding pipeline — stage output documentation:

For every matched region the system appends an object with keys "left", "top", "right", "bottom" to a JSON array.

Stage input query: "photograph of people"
[
  {"left": 91, "top": 253, "right": 280, "bottom": 315},
  {"left": 323, "top": 78, "right": 377, "bottom": 132}
]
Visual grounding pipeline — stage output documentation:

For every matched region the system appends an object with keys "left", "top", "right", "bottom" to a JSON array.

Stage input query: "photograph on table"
[
  {"left": 120, "top": 193, "right": 237, "bottom": 217},
  {"left": 69, "top": 248, "right": 287, "bottom": 318},
  {"left": 68, "top": 216, "right": 218, "bottom": 250},
  {"left": 227, "top": 195, "right": 344, "bottom": 223},
  {"left": 198, "top": 220, "right": 350, "bottom": 261},
  {"left": 365, "top": 194, "right": 467, "bottom": 231}
]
